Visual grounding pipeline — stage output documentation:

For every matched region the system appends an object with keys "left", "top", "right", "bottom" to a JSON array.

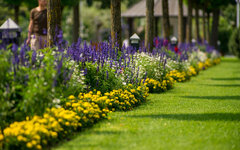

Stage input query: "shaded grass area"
[{"left": 54, "top": 57, "right": 240, "bottom": 150}]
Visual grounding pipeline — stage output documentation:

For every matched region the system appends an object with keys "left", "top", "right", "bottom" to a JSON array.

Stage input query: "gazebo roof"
[
  {"left": 122, "top": 0, "right": 203, "bottom": 18},
  {"left": 0, "top": 18, "right": 21, "bottom": 31}
]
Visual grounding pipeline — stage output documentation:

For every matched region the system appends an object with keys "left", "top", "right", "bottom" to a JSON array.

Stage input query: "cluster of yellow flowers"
[
  {"left": 213, "top": 58, "right": 221, "bottom": 65},
  {"left": 187, "top": 66, "right": 197, "bottom": 77},
  {"left": 106, "top": 85, "right": 149, "bottom": 111},
  {"left": 0, "top": 130, "right": 3, "bottom": 148},
  {"left": 65, "top": 94, "right": 108, "bottom": 123},
  {"left": 204, "top": 59, "right": 212, "bottom": 68},
  {"left": 143, "top": 78, "right": 168, "bottom": 92},
  {"left": 198, "top": 58, "right": 221, "bottom": 71},
  {"left": 3, "top": 108, "right": 78, "bottom": 149},
  {"left": 1, "top": 85, "right": 150, "bottom": 149},
  {"left": 68, "top": 84, "right": 149, "bottom": 111},
  {"left": 167, "top": 70, "right": 187, "bottom": 82},
  {"left": 198, "top": 62, "right": 205, "bottom": 70}
]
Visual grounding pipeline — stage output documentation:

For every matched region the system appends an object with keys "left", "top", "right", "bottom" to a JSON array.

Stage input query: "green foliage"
[
  {"left": 0, "top": 47, "right": 87, "bottom": 129},
  {"left": 222, "top": 4, "right": 236, "bottom": 27},
  {"left": 0, "top": 51, "right": 13, "bottom": 129},
  {"left": 228, "top": 28, "right": 240, "bottom": 58},
  {"left": 84, "top": 62, "right": 123, "bottom": 94},
  {"left": 218, "top": 27, "right": 232, "bottom": 55}
]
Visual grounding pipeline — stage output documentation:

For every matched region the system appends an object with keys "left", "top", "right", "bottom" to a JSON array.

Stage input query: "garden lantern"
[
  {"left": 130, "top": 33, "right": 140, "bottom": 50},
  {"left": 170, "top": 36, "right": 178, "bottom": 46},
  {"left": 191, "top": 38, "right": 196, "bottom": 45},
  {"left": 0, "top": 18, "right": 21, "bottom": 45}
]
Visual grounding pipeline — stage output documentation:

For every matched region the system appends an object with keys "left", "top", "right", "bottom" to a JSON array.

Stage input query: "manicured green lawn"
[{"left": 54, "top": 57, "right": 240, "bottom": 150}]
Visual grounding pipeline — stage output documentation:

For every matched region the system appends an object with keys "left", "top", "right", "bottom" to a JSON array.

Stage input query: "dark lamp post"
[{"left": 130, "top": 33, "right": 140, "bottom": 50}]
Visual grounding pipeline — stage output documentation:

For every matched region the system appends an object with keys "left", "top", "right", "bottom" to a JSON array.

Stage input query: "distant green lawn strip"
[{"left": 54, "top": 57, "right": 240, "bottom": 150}]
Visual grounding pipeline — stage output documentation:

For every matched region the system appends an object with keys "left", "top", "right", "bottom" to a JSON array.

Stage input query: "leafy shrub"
[
  {"left": 83, "top": 62, "right": 123, "bottom": 93},
  {"left": 218, "top": 27, "right": 232, "bottom": 55},
  {"left": 228, "top": 28, "right": 240, "bottom": 58}
]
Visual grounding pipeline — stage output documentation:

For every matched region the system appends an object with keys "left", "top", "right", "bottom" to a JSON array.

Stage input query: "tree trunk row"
[
  {"left": 145, "top": 0, "right": 154, "bottom": 52},
  {"left": 162, "top": 0, "right": 170, "bottom": 40},
  {"left": 186, "top": 0, "right": 192, "bottom": 43},
  {"left": 73, "top": 3, "right": 80, "bottom": 43},
  {"left": 47, "top": 0, "right": 62, "bottom": 47},
  {"left": 178, "top": 0, "right": 184, "bottom": 43},
  {"left": 210, "top": 8, "right": 220, "bottom": 48},
  {"left": 195, "top": 6, "right": 200, "bottom": 41},
  {"left": 110, "top": 0, "right": 121, "bottom": 48}
]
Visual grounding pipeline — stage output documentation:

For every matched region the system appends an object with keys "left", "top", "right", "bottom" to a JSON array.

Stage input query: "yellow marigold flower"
[
  {"left": 16, "top": 135, "right": 24, "bottom": 141},
  {"left": 68, "top": 95, "right": 75, "bottom": 100},
  {"left": 102, "top": 114, "right": 106, "bottom": 117},
  {"left": 31, "top": 140, "right": 37, "bottom": 146},
  {"left": 33, "top": 135, "right": 41, "bottom": 140},
  {"left": 104, "top": 92, "right": 110, "bottom": 96},
  {"left": 137, "top": 87, "right": 141, "bottom": 91},
  {"left": 66, "top": 102, "right": 71, "bottom": 107},
  {"left": 36, "top": 145, "right": 42, "bottom": 150},
  {"left": 51, "top": 132, "right": 58, "bottom": 138},
  {"left": 26, "top": 142, "right": 33, "bottom": 148},
  {"left": 58, "top": 118, "right": 63, "bottom": 123},
  {"left": 130, "top": 89, "right": 136, "bottom": 93}
]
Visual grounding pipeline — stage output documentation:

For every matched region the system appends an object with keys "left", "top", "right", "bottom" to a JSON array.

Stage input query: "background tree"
[
  {"left": 145, "top": 0, "right": 154, "bottom": 52},
  {"left": 178, "top": 0, "right": 184, "bottom": 43},
  {"left": 193, "top": 1, "right": 200, "bottom": 41},
  {"left": 110, "top": 0, "right": 121, "bottom": 48},
  {"left": 208, "top": 0, "right": 234, "bottom": 48},
  {"left": 3, "top": 0, "right": 22, "bottom": 24},
  {"left": 62, "top": 0, "right": 80, "bottom": 43},
  {"left": 162, "top": 0, "right": 170, "bottom": 40},
  {"left": 228, "top": 28, "right": 240, "bottom": 58},
  {"left": 186, "top": 0, "right": 192, "bottom": 43},
  {"left": 47, "top": 0, "right": 61, "bottom": 47},
  {"left": 200, "top": 0, "right": 235, "bottom": 47}
]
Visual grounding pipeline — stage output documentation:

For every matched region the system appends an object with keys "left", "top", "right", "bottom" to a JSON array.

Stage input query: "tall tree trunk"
[
  {"left": 206, "top": 12, "right": 210, "bottom": 43},
  {"left": 47, "top": 0, "right": 62, "bottom": 47},
  {"left": 73, "top": 3, "right": 80, "bottom": 43},
  {"left": 155, "top": 17, "right": 159, "bottom": 37},
  {"left": 110, "top": 0, "right": 121, "bottom": 48},
  {"left": 210, "top": 8, "right": 220, "bottom": 48},
  {"left": 14, "top": 5, "right": 19, "bottom": 24},
  {"left": 195, "top": 6, "right": 200, "bottom": 41},
  {"left": 162, "top": 0, "right": 170, "bottom": 40},
  {"left": 145, "top": 0, "right": 154, "bottom": 52},
  {"left": 186, "top": 0, "right": 192, "bottom": 43},
  {"left": 202, "top": 8, "right": 206, "bottom": 42},
  {"left": 178, "top": 0, "right": 184, "bottom": 43},
  {"left": 128, "top": 18, "right": 133, "bottom": 39}
]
